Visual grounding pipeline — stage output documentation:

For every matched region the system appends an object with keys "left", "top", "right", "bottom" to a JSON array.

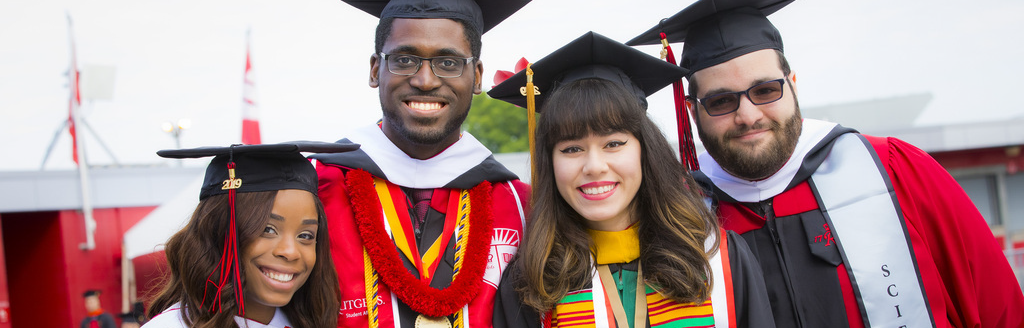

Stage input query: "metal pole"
[
  {"left": 68, "top": 12, "right": 96, "bottom": 251},
  {"left": 74, "top": 98, "right": 97, "bottom": 251},
  {"left": 39, "top": 120, "right": 70, "bottom": 170},
  {"left": 79, "top": 104, "right": 121, "bottom": 166},
  {"left": 122, "top": 242, "right": 130, "bottom": 313}
]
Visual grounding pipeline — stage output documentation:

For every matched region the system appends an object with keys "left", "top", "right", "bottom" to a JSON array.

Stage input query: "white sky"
[{"left": 1, "top": 0, "right": 1022, "bottom": 171}]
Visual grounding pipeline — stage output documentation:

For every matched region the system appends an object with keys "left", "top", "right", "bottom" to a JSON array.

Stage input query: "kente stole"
[{"left": 546, "top": 226, "right": 726, "bottom": 328}]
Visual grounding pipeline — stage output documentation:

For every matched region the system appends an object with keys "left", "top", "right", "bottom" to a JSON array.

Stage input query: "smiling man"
[
  {"left": 628, "top": 0, "right": 1024, "bottom": 327},
  {"left": 311, "top": 1, "right": 531, "bottom": 327}
]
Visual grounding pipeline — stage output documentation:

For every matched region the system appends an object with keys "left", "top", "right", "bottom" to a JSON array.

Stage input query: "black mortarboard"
[
  {"left": 341, "top": 0, "right": 530, "bottom": 34},
  {"left": 83, "top": 290, "right": 100, "bottom": 298},
  {"left": 489, "top": 32, "right": 686, "bottom": 183},
  {"left": 626, "top": 0, "right": 793, "bottom": 77},
  {"left": 158, "top": 141, "right": 359, "bottom": 200},
  {"left": 489, "top": 31, "right": 686, "bottom": 111},
  {"left": 156, "top": 141, "right": 358, "bottom": 316}
]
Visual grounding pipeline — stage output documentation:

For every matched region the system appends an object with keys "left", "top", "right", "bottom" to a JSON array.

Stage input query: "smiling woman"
[
  {"left": 490, "top": 32, "right": 776, "bottom": 328},
  {"left": 141, "top": 141, "right": 357, "bottom": 328}
]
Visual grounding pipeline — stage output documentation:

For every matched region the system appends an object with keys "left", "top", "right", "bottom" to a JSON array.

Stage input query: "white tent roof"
[{"left": 124, "top": 175, "right": 201, "bottom": 259}]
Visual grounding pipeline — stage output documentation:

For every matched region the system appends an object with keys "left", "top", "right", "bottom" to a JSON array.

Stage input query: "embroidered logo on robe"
[
  {"left": 814, "top": 223, "right": 835, "bottom": 246},
  {"left": 483, "top": 228, "right": 519, "bottom": 288}
]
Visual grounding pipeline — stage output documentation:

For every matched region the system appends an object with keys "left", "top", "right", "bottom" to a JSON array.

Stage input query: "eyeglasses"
[
  {"left": 691, "top": 78, "right": 787, "bottom": 116},
  {"left": 380, "top": 53, "right": 475, "bottom": 78}
]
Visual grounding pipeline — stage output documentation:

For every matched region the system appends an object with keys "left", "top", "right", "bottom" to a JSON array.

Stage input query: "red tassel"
[
  {"left": 200, "top": 162, "right": 245, "bottom": 316},
  {"left": 346, "top": 169, "right": 494, "bottom": 317},
  {"left": 661, "top": 32, "right": 699, "bottom": 171}
]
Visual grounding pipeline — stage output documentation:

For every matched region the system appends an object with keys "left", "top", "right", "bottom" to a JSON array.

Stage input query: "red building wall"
[
  {"left": 0, "top": 205, "right": 154, "bottom": 328},
  {"left": 0, "top": 216, "right": 11, "bottom": 328},
  {"left": 2, "top": 211, "right": 71, "bottom": 328},
  {"left": 931, "top": 145, "right": 1024, "bottom": 173}
]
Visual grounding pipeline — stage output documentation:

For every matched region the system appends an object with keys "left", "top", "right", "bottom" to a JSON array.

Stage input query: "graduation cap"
[
  {"left": 156, "top": 141, "right": 358, "bottom": 316},
  {"left": 489, "top": 31, "right": 686, "bottom": 181},
  {"left": 340, "top": 0, "right": 530, "bottom": 33},
  {"left": 83, "top": 290, "right": 100, "bottom": 298},
  {"left": 158, "top": 141, "right": 359, "bottom": 200},
  {"left": 626, "top": 0, "right": 794, "bottom": 77},
  {"left": 489, "top": 31, "right": 686, "bottom": 111}
]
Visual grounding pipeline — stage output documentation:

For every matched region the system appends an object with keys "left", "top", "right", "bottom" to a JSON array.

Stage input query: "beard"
[
  {"left": 381, "top": 98, "right": 470, "bottom": 146},
  {"left": 698, "top": 101, "right": 802, "bottom": 181}
]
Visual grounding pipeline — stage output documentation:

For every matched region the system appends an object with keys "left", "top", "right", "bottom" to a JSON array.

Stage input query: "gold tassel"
[
  {"left": 526, "top": 63, "right": 538, "bottom": 190},
  {"left": 660, "top": 37, "right": 670, "bottom": 60}
]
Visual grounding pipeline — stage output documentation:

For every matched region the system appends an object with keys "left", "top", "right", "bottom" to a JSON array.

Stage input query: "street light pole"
[{"left": 162, "top": 119, "right": 191, "bottom": 166}]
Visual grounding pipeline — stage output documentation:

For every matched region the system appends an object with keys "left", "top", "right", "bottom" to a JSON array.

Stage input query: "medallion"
[{"left": 415, "top": 314, "right": 452, "bottom": 328}]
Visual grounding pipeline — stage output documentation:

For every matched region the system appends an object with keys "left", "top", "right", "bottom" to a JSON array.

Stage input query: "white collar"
[
  {"left": 151, "top": 303, "right": 293, "bottom": 328},
  {"left": 697, "top": 119, "right": 837, "bottom": 203},
  {"left": 346, "top": 124, "right": 493, "bottom": 189},
  {"left": 234, "top": 307, "right": 292, "bottom": 328}
]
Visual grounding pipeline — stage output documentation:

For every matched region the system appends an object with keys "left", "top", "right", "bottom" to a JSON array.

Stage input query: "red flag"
[
  {"left": 241, "top": 30, "right": 261, "bottom": 145},
  {"left": 68, "top": 16, "right": 82, "bottom": 165}
]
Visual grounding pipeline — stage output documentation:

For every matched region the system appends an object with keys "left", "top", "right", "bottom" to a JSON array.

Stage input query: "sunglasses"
[{"left": 691, "top": 78, "right": 787, "bottom": 116}]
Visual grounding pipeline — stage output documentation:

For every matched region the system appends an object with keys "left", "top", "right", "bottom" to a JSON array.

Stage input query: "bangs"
[{"left": 538, "top": 79, "right": 644, "bottom": 147}]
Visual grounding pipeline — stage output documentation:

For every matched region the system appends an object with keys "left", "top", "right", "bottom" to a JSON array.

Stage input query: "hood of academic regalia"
[
  {"left": 310, "top": 125, "right": 518, "bottom": 190},
  {"left": 693, "top": 119, "right": 858, "bottom": 203}
]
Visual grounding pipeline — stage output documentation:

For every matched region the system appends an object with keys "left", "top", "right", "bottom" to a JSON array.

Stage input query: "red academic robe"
[
  {"left": 312, "top": 125, "right": 530, "bottom": 328},
  {"left": 697, "top": 119, "right": 1023, "bottom": 327}
]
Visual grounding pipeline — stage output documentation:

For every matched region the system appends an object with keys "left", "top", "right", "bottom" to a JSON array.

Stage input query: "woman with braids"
[
  {"left": 488, "top": 32, "right": 775, "bottom": 328},
  {"left": 143, "top": 142, "right": 357, "bottom": 328}
]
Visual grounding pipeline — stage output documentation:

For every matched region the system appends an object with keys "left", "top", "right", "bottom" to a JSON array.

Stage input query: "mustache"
[
  {"left": 724, "top": 120, "right": 779, "bottom": 139},
  {"left": 400, "top": 91, "right": 454, "bottom": 103}
]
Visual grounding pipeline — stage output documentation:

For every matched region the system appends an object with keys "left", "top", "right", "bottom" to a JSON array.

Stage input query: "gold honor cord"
[
  {"left": 364, "top": 248, "right": 380, "bottom": 328},
  {"left": 596, "top": 263, "right": 647, "bottom": 328},
  {"left": 364, "top": 189, "right": 472, "bottom": 328},
  {"left": 449, "top": 189, "right": 471, "bottom": 328},
  {"left": 525, "top": 63, "right": 538, "bottom": 189}
]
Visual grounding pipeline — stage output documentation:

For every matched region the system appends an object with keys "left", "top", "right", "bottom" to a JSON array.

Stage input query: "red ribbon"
[{"left": 492, "top": 57, "right": 530, "bottom": 88}]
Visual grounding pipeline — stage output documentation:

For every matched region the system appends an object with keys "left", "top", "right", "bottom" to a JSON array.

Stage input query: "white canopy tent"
[{"left": 124, "top": 175, "right": 202, "bottom": 259}]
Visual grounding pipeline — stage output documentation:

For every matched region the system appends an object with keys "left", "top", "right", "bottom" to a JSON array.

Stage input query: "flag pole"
[
  {"left": 68, "top": 12, "right": 97, "bottom": 250},
  {"left": 241, "top": 27, "right": 261, "bottom": 145}
]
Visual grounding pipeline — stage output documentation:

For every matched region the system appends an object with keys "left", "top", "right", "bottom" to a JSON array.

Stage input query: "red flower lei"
[{"left": 345, "top": 169, "right": 494, "bottom": 317}]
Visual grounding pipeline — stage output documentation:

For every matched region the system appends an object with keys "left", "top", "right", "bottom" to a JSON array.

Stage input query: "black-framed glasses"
[
  {"left": 691, "top": 78, "right": 787, "bottom": 116},
  {"left": 380, "top": 53, "right": 475, "bottom": 78}
]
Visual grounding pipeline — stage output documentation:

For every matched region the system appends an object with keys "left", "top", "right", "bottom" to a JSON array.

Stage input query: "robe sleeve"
[
  {"left": 725, "top": 230, "right": 777, "bottom": 328},
  {"left": 868, "top": 135, "right": 1024, "bottom": 327},
  {"left": 492, "top": 261, "right": 543, "bottom": 328}
]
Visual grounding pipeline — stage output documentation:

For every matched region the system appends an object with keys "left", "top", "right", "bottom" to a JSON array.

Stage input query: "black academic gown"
[{"left": 494, "top": 231, "right": 775, "bottom": 328}]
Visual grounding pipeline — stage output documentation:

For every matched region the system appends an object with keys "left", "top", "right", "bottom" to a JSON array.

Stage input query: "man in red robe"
[
  {"left": 312, "top": 1, "right": 531, "bottom": 327},
  {"left": 628, "top": 0, "right": 1024, "bottom": 327}
]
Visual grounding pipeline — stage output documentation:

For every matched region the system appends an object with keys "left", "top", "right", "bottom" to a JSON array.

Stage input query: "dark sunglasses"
[{"left": 691, "top": 78, "right": 787, "bottom": 116}]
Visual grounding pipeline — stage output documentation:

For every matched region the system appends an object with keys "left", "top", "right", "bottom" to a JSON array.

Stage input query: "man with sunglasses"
[
  {"left": 630, "top": 0, "right": 1022, "bottom": 327},
  {"left": 311, "top": 1, "right": 532, "bottom": 327}
]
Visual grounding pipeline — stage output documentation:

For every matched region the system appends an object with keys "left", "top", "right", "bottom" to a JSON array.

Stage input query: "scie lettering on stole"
[{"left": 882, "top": 264, "right": 907, "bottom": 324}]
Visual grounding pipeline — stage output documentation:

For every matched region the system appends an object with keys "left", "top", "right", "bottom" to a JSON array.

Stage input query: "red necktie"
[{"left": 411, "top": 189, "right": 432, "bottom": 232}]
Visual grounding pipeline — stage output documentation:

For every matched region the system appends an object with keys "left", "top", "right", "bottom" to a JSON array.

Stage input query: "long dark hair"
[
  {"left": 147, "top": 190, "right": 340, "bottom": 328},
  {"left": 516, "top": 78, "right": 719, "bottom": 312}
]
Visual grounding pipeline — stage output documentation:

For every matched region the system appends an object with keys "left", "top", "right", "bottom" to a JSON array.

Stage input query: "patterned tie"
[{"left": 410, "top": 189, "right": 432, "bottom": 233}]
